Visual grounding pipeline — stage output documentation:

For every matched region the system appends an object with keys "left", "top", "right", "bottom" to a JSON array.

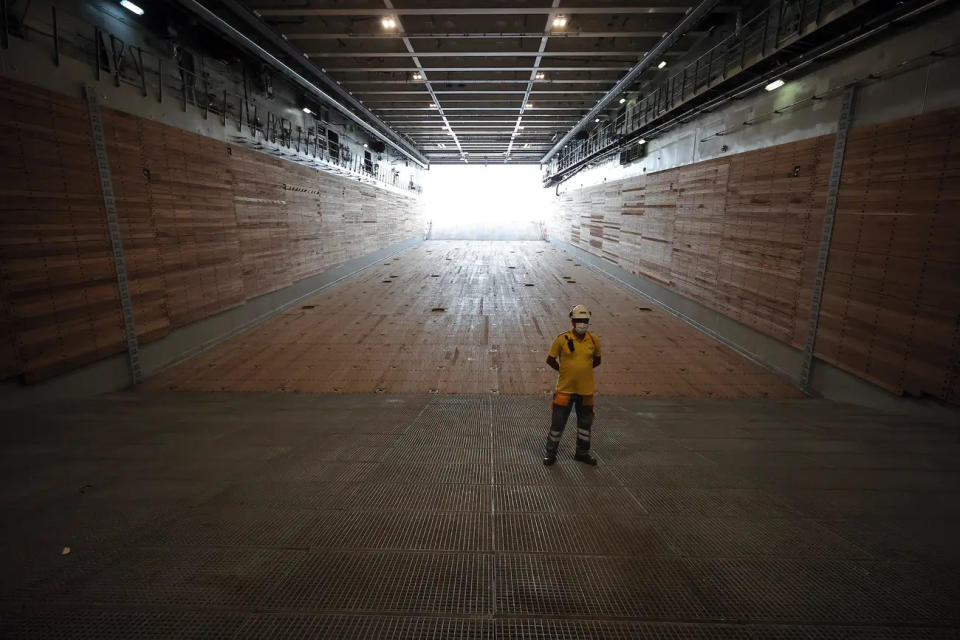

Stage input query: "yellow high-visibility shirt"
[{"left": 548, "top": 330, "right": 601, "bottom": 395}]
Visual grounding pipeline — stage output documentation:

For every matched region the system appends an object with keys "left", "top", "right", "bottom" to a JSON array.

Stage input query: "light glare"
[
  {"left": 765, "top": 79, "right": 785, "bottom": 91},
  {"left": 119, "top": 0, "right": 144, "bottom": 15}
]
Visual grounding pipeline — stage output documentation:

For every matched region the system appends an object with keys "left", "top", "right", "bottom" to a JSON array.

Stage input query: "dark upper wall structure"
[
  {"left": 0, "top": 0, "right": 427, "bottom": 400},
  {"left": 545, "top": 2, "right": 960, "bottom": 413}
]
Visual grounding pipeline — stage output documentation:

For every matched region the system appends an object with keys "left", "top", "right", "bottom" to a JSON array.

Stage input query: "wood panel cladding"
[
  {"left": 0, "top": 76, "right": 425, "bottom": 383},
  {"left": 550, "top": 135, "right": 834, "bottom": 349},
  {"left": 0, "top": 79, "right": 126, "bottom": 381},
  {"left": 550, "top": 108, "right": 960, "bottom": 405},
  {"left": 818, "top": 107, "right": 960, "bottom": 403}
]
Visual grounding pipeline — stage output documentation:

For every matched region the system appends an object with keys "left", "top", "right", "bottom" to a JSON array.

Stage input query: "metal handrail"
[
  {"left": 549, "top": 0, "right": 858, "bottom": 177},
  {"left": 5, "top": 3, "right": 423, "bottom": 193}
]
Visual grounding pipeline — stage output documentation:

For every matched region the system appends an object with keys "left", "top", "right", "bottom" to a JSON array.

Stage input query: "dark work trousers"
[{"left": 545, "top": 392, "right": 594, "bottom": 455}]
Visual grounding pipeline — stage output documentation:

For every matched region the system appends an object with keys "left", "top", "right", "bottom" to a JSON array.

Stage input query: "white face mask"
[{"left": 574, "top": 324, "right": 588, "bottom": 336}]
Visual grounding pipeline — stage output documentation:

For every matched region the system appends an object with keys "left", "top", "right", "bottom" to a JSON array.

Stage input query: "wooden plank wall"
[
  {"left": 0, "top": 77, "right": 426, "bottom": 383},
  {"left": 0, "top": 79, "right": 125, "bottom": 381},
  {"left": 818, "top": 107, "right": 960, "bottom": 403},
  {"left": 550, "top": 135, "right": 833, "bottom": 349},
  {"left": 549, "top": 108, "right": 960, "bottom": 405}
]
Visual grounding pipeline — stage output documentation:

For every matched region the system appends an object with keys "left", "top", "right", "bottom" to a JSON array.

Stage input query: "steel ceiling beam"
[
  {"left": 341, "top": 80, "right": 616, "bottom": 84},
  {"left": 365, "top": 99, "right": 598, "bottom": 104},
  {"left": 257, "top": 7, "right": 695, "bottom": 16},
  {"left": 374, "top": 107, "right": 587, "bottom": 111},
  {"left": 355, "top": 90, "right": 606, "bottom": 95},
  {"left": 319, "top": 66, "right": 632, "bottom": 71},
  {"left": 541, "top": 0, "right": 721, "bottom": 163},
  {"left": 282, "top": 31, "right": 707, "bottom": 40},
  {"left": 306, "top": 51, "right": 676, "bottom": 58},
  {"left": 382, "top": 0, "right": 465, "bottom": 162}
]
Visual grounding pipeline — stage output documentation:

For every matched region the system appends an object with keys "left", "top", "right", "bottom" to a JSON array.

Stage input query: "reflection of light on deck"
[{"left": 422, "top": 165, "right": 550, "bottom": 240}]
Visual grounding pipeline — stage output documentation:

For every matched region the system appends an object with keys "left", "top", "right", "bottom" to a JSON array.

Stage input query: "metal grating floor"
[{"left": 1, "top": 392, "right": 958, "bottom": 637}]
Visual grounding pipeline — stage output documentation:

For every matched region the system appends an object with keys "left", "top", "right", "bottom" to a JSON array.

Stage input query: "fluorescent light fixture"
[
  {"left": 381, "top": 16, "right": 397, "bottom": 29},
  {"left": 119, "top": 0, "right": 144, "bottom": 15},
  {"left": 638, "top": 138, "right": 647, "bottom": 144},
  {"left": 619, "top": 97, "right": 626, "bottom": 104},
  {"left": 657, "top": 60, "right": 667, "bottom": 70},
  {"left": 594, "top": 118, "right": 600, "bottom": 123},
  {"left": 412, "top": 72, "right": 423, "bottom": 80},
  {"left": 525, "top": 102, "right": 533, "bottom": 108},
  {"left": 535, "top": 72, "right": 545, "bottom": 80},
  {"left": 429, "top": 103, "right": 438, "bottom": 108},
  {"left": 552, "top": 15, "right": 567, "bottom": 28},
  {"left": 765, "top": 78, "right": 785, "bottom": 91},
  {"left": 302, "top": 107, "right": 312, "bottom": 114}
]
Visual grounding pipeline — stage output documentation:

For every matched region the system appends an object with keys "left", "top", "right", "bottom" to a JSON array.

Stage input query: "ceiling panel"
[{"left": 242, "top": 0, "right": 714, "bottom": 163}]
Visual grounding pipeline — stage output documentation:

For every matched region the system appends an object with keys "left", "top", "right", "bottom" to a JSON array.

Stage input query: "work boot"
[
  {"left": 574, "top": 450, "right": 597, "bottom": 466},
  {"left": 542, "top": 450, "right": 557, "bottom": 466}
]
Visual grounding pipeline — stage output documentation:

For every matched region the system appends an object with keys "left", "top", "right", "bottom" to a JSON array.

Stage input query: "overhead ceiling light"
[
  {"left": 119, "top": 0, "right": 144, "bottom": 15},
  {"left": 594, "top": 118, "right": 600, "bottom": 122},
  {"left": 526, "top": 102, "right": 533, "bottom": 108},
  {"left": 535, "top": 72, "right": 545, "bottom": 80},
  {"left": 302, "top": 107, "right": 313, "bottom": 114},
  {"left": 363, "top": 143, "right": 368, "bottom": 148},
  {"left": 381, "top": 16, "right": 397, "bottom": 29},
  {"left": 619, "top": 97, "right": 626, "bottom": 104},
  {"left": 638, "top": 138, "right": 647, "bottom": 144},
  {"left": 657, "top": 60, "right": 667, "bottom": 70},
  {"left": 552, "top": 15, "right": 567, "bottom": 28},
  {"left": 429, "top": 103, "right": 438, "bottom": 108},
  {"left": 765, "top": 78, "right": 785, "bottom": 91},
  {"left": 412, "top": 72, "right": 423, "bottom": 81}
]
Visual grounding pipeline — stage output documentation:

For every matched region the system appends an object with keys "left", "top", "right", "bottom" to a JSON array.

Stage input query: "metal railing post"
[
  {"left": 137, "top": 47, "right": 147, "bottom": 96},
  {"left": 52, "top": 6, "right": 60, "bottom": 66}
]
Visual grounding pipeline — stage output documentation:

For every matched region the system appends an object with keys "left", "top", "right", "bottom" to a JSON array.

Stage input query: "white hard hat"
[{"left": 569, "top": 304, "right": 591, "bottom": 320}]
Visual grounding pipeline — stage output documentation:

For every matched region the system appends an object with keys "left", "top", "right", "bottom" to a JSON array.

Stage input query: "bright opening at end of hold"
[{"left": 422, "top": 165, "right": 550, "bottom": 240}]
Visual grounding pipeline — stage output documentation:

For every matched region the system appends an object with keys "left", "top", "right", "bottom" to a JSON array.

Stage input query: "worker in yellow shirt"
[{"left": 543, "top": 304, "right": 601, "bottom": 466}]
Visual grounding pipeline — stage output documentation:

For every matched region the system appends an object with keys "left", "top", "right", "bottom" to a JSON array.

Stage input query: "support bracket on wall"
[
  {"left": 800, "top": 84, "right": 858, "bottom": 391},
  {"left": 83, "top": 84, "right": 144, "bottom": 386}
]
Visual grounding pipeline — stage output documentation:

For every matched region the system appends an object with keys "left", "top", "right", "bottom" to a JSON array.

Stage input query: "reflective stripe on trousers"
[{"left": 545, "top": 392, "right": 594, "bottom": 454}]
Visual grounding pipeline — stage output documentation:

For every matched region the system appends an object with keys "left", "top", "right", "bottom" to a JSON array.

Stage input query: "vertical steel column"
[
  {"left": 800, "top": 84, "right": 857, "bottom": 391},
  {"left": 83, "top": 85, "right": 144, "bottom": 386},
  {"left": 52, "top": 6, "right": 60, "bottom": 66},
  {"left": 137, "top": 47, "right": 146, "bottom": 96},
  {"left": 1, "top": 0, "right": 8, "bottom": 50}
]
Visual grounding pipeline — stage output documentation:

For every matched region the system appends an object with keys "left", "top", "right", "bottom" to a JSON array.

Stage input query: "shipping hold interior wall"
[
  {"left": 546, "top": 5, "right": 960, "bottom": 412},
  {"left": 1, "top": 1, "right": 960, "bottom": 638},
  {"left": 0, "top": 77, "right": 426, "bottom": 386}
]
